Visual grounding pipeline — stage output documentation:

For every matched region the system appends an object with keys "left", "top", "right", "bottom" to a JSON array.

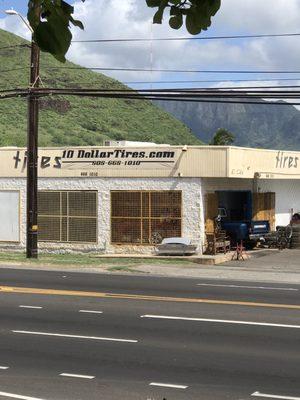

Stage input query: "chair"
[{"left": 205, "top": 230, "right": 231, "bottom": 255}]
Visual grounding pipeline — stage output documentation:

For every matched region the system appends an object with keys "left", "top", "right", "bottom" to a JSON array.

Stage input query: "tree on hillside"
[
  {"left": 210, "top": 128, "right": 235, "bottom": 145},
  {"left": 27, "top": 0, "right": 221, "bottom": 62}
]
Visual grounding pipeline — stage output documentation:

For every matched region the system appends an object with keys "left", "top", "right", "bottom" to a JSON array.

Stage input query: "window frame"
[
  {"left": 38, "top": 190, "right": 98, "bottom": 244},
  {"left": 110, "top": 190, "right": 182, "bottom": 246}
]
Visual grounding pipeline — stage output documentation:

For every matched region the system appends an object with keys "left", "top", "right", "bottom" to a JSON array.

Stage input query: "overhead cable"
[
  {"left": 42, "top": 66, "right": 300, "bottom": 74},
  {"left": 72, "top": 32, "right": 300, "bottom": 43},
  {"left": 2, "top": 87, "right": 300, "bottom": 106},
  {"left": 124, "top": 78, "right": 300, "bottom": 84}
]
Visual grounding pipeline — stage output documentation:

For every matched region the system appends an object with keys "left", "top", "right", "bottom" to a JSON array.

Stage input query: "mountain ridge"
[
  {"left": 155, "top": 98, "right": 300, "bottom": 150},
  {"left": 0, "top": 29, "right": 201, "bottom": 147}
]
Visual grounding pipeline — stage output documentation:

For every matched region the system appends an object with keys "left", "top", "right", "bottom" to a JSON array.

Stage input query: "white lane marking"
[
  {"left": 19, "top": 306, "right": 43, "bottom": 309},
  {"left": 0, "top": 391, "right": 46, "bottom": 400},
  {"left": 79, "top": 310, "right": 103, "bottom": 314},
  {"left": 149, "top": 382, "right": 188, "bottom": 389},
  {"left": 12, "top": 330, "right": 138, "bottom": 343},
  {"left": 0, "top": 366, "right": 9, "bottom": 370},
  {"left": 252, "top": 391, "right": 300, "bottom": 399},
  {"left": 60, "top": 373, "right": 95, "bottom": 379},
  {"left": 196, "top": 283, "right": 298, "bottom": 291},
  {"left": 141, "top": 315, "right": 300, "bottom": 329}
]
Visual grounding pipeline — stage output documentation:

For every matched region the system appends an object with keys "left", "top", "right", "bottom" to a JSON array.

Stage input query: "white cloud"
[
  {"left": 66, "top": 0, "right": 300, "bottom": 83},
  {"left": 1, "top": 1, "right": 300, "bottom": 86},
  {"left": 0, "top": 15, "right": 31, "bottom": 40}
]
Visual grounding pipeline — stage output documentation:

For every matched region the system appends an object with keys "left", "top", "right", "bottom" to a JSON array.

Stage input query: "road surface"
[{"left": 0, "top": 268, "right": 299, "bottom": 400}]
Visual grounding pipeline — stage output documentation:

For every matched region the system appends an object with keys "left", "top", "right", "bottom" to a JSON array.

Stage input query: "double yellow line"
[{"left": 0, "top": 285, "right": 300, "bottom": 310}]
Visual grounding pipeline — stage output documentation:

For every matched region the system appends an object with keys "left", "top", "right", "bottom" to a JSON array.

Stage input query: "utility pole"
[
  {"left": 5, "top": 8, "right": 40, "bottom": 258},
  {"left": 27, "top": 9, "right": 40, "bottom": 258}
]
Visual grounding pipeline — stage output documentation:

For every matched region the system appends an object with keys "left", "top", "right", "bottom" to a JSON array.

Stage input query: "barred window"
[
  {"left": 111, "top": 191, "right": 182, "bottom": 245},
  {"left": 38, "top": 191, "right": 97, "bottom": 243}
]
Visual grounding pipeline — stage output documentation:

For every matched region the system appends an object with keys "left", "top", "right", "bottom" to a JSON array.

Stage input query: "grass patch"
[
  {"left": 106, "top": 265, "right": 146, "bottom": 273},
  {"left": 0, "top": 252, "right": 195, "bottom": 268},
  {"left": 94, "top": 257, "right": 195, "bottom": 266}
]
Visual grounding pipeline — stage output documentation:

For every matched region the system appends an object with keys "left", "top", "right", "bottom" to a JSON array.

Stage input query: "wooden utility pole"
[{"left": 27, "top": 22, "right": 40, "bottom": 258}]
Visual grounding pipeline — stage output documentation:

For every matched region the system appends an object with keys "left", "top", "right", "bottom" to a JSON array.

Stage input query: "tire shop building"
[{"left": 0, "top": 144, "right": 299, "bottom": 254}]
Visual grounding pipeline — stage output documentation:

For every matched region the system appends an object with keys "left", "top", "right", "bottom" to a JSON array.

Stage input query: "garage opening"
[
  {"left": 217, "top": 191, "right": 252, "bottom": 222},
  {"left": 205, "top": 191, "right": 275, "bottom": 233}
]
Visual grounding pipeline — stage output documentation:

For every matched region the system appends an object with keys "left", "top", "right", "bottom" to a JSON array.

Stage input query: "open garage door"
[{"left": 253, "top": 192, "right": 275, "bottom": 230}]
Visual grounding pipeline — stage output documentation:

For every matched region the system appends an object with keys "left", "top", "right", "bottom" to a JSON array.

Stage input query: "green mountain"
[
  {"left": 0, "top": 29, "right": 200, "bottom": 147},
  {"left": 155, "top": 99, "right": 300, "bottom": 150}
]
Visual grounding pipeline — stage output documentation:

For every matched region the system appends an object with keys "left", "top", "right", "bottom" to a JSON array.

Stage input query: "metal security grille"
[
  {"left": 38, "top": 191, "right": 97, "bottom": 243},
  {"left": 111, "top": 191, "right": 182, "bottom": 245}
]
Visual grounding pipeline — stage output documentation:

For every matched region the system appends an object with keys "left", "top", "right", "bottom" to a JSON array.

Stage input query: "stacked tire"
[{"left": 290, "top": 225, "right": 300, "bottom": 249}]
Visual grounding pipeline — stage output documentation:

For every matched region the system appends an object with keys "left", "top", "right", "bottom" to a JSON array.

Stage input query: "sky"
[{"left": 0, "top": 0, "right": 300, "bottom": 93}]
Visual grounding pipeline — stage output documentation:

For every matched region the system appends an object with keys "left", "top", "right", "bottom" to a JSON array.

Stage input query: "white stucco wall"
[
  {"left": 0, "top": 177, "right": 205, "bottom": 254},
  {"left": 258, "top": 179, "right": 300, "bottom": 226}
]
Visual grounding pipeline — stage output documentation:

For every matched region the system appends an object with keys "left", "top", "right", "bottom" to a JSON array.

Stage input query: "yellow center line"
[{"left": 0, "top": 285, "right": 299, "bottom": 310}]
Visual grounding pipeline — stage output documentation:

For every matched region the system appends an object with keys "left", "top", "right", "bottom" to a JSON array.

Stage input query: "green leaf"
[
  {"left": 152, "top": 0, "right": 168, "bottom": 24},
  {"left": 34, "top": 18, "right": 72, "bottom": 63},
  {"left": 208, "top": 0, "right": 221, "bottom": 16},
  {"left": 27, "top": 0, "right": 41, "bottom": 30},
  {"left": 70, "top": 16, "right": 84, "bottom": 30},
  {"left": 153, "top": 8, "right": 164, "bottom": 23},
  {"left": 169, "top": 14, "right": 183, "bottom": 29},
  {"left": 146, "top": 0, "right": 161, "bottom": 7},
  {"left": 186, "top": 10, "right": 202, "bottom": 35},
  {"left": 170, "top": 6, "right": 181, "bottom": 16},
  {"left": 61, "top": 0, "right": 74, "bottom": 16}
]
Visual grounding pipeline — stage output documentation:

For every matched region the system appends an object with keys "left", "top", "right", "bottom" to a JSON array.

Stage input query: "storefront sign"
[
  {"left": 275, "top": 151, "right": 299, "bottom": 169},
  {"left": 61, "top": 148, "right": 180, "bottom": 171},
  {"left": 4, "top": 147, "right": 181, "bottom": 177}
]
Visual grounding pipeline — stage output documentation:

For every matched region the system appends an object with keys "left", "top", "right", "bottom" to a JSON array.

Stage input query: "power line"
[
  {"left": 124, "top": 78, "right": 300, "bottom": 85},
  {"left": 33, "top": 87, "right": 300, "bottom": 95},
  {"left": 49, "top": 84, "right": 300, "bottom": 91},
  {"left": 42, "top": 78, "right": 300, "bottom": 89},
  {"left": 2, "top": 86, "right": 300, "bottom": 106},
  {"left": 29, "top": 87, "right": 300, "bottom": 101},
  {"left": 72, "top": 32, "right": 300, "bottom": 43},
  {"left": 42, "top": 66, "right": 300, "bottom": 74}
]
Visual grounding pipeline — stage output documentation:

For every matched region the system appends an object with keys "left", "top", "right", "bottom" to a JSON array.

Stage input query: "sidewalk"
[{"left": 0, "top": 249, "right": 299, "bottom": 284}]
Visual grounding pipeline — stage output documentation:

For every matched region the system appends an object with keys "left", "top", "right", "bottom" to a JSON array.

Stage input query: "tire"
[
  {"left": 290, "top": 244, "right": 300, "bottom": 249},
  {"left": 245, "top": 240, "right": 258, "bottom": 250},
  {"left": 290, "top": 238, "right": 300, "bottom": 248}
]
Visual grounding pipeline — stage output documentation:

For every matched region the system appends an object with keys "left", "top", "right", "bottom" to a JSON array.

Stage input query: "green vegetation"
[
  {"left": 210, "top": 128, "right": 235, "bottom": 145},
  {"left": 0, "top": 251, "right": 195, "bottom": 269},
  {"left": 0, "top": 29, "right": 201, "bottom": 147}
]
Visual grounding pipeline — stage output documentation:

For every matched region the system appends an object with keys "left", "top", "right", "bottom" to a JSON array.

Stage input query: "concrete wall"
[
  {"left": 0, "top": 177, "right": 204, "bottom": 254},
  {"left": 258, "top": 179, "right": 300, "bottom": 226}
]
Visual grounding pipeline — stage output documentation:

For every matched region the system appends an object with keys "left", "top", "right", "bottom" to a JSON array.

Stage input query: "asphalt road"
[{"left": 0, "top": 268, "right": 299, "bottom": 400}]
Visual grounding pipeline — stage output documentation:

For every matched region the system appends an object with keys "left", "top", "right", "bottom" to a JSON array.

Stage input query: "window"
[
  {"left": 38, "top": 191, "right": 97, "bottom": 243},
  {"left": 111, "top": 191, "right": 182, "bottom": 244}
]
